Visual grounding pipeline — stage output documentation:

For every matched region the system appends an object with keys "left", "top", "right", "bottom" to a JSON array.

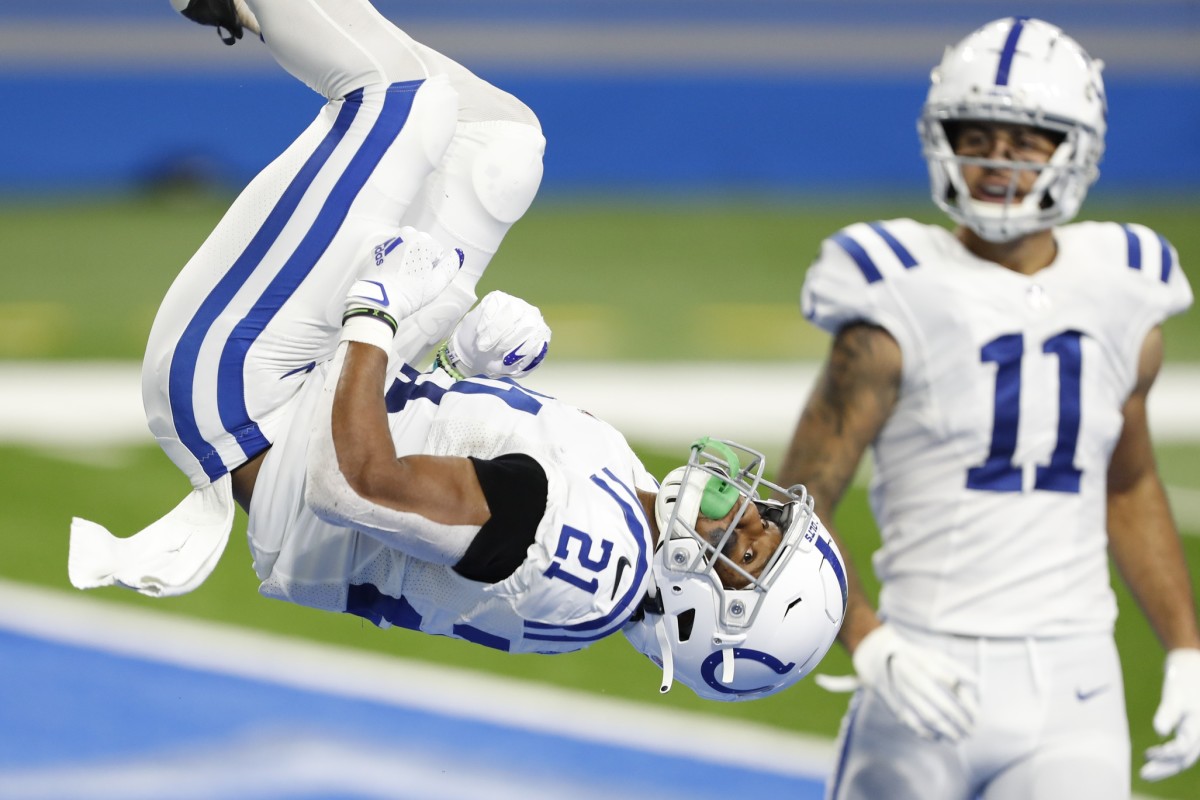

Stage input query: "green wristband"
[{"left": 434, "top": 342, "right": 466, "bottom": 381}]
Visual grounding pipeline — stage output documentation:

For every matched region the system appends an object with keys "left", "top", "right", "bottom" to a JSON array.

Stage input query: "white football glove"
[
  {"left": 341, "top": 227, "right": 458, "bottom": 353},
  {"left": 817, "top": 624, "right": 979, "bottom": 742},
  {"left": 1142, "top": 648, "right": 1200, "bottom": 781},
  {"left": 435, "top": 290, "right": 551, "bottom": 380}
]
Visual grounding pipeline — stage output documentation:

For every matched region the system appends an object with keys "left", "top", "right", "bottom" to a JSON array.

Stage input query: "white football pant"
[
  {"left": 141, "top": 0, "right": 545, "bottom": 488},
  {"left": 828, "top": 625, "right": 1130, "bottom": 800}
]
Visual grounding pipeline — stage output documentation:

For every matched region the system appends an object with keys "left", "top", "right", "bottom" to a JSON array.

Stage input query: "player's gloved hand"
[
  {"left": 1142, "top": 648, "right": 1200, "bottom": 781},
  {"left": 816, "top": 624, "right": 979, "bottom": 742},
  {"left": 341, "top": 227, "right": 459, "bottom": 353},
  {"left": 434, "top": 290, "right": 550, "bottom": 380}
]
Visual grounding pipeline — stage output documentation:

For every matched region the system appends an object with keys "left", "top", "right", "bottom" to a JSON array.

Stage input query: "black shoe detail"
[{"left": 177, "top": 0, "right": 245, "bottom": 46}]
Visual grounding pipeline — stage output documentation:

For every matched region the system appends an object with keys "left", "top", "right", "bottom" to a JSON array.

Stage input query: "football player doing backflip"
[{"left": 67, "top": 0, "right": 849, "bottom": 703}]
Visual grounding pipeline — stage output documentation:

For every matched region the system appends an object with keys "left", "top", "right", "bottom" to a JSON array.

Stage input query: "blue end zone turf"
[{"left": 0, "top": 585, "right": 829, "bottom": 799}]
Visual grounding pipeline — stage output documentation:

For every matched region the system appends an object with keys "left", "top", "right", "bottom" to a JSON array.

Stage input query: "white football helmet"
[
  {"left": 918, "top": 17, "right": 1107, "bottom": 242},
  {"left": 623, "top": 438, "right": 848, "bottom": 702}
]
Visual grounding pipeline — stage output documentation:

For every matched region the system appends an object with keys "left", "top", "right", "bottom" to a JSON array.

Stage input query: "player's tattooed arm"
[
  {"left": 779, "top": 322, "right": 900, "bottom": 515},
  {"left": 1108, "top": 326, "right": 1200, "bottom": 652},
  {"left": 777, "top": 321, "right": 901, "bottom": 651}
]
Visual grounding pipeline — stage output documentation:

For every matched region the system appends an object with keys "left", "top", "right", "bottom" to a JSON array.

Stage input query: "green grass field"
[{"left": 1, "top": 194, "right": 1197, "bottom": 797}]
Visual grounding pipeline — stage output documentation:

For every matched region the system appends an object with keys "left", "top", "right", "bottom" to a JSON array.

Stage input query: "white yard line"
[
  {"left": 3, "top": 361, "right": 1199, "bottom": 449},
  {"left": 4, "top": 360, "right": 1197, "bottom": 532}
]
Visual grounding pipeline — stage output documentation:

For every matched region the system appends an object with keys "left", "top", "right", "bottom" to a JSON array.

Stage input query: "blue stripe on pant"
[{"left": 167, "top": 80, "right": 424, "bottom": 482}]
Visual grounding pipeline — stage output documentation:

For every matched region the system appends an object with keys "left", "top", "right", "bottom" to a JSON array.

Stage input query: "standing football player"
[
  {"left": 68, "top": 0, "right": 850, "bottom": 703},
  {"left": 777, "top": 17, "right": 1199, "bottom": 799}
]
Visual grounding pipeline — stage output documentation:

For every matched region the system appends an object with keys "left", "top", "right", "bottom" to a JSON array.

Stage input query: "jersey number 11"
[{"left": 967, "top": 329, "right": 1083, "bottom": 494}]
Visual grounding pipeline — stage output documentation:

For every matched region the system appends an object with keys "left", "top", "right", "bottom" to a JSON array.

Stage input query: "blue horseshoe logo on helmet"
[{"left": 701, "top": 649, "right": 796, "bottom": 695}]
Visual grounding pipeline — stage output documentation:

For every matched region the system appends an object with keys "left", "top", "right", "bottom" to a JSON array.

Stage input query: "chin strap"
[
  {"left": 653, "top": 613, "right": 675, "bottom": 694},
  {"left": 722, "top": 646, "right": 736, "bottom": 684}
]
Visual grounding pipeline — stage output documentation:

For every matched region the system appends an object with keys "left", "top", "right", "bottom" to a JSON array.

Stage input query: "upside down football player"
[{"left": 67, "top": 0, "right": 849, "bottom": 703}]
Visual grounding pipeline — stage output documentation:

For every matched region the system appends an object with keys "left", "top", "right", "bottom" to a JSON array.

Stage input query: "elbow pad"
[{"left": 305, "top": 344, "right": 480, "bottom": 565}]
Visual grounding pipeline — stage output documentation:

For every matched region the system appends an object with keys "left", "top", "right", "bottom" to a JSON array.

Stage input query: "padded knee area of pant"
[{"left": 470, "top": 126, "right": 546, "bottom": 224}]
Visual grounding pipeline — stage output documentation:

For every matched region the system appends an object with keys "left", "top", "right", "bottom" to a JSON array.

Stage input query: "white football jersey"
[
  {"left": 249, "top": 363, "right": 658, "bottom": 654},
  {"left": 802, "top": 219, "right": 1192, "bottom": 637}
]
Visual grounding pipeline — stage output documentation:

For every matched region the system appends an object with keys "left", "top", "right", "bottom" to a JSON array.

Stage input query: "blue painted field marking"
[{"left": 0, "top": 580, "right": 831, "bottom": 799}]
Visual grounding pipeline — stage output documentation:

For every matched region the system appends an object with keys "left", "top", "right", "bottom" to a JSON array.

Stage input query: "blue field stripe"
[
  {"left": 831, "top": 231, "right": 882, "bottom": 284},
  {"left": 218, "top": 80, "right": 425, "bottom": 461},
  {"left": 0, "top": 626, "right": 827, "bottom": 798},
  {"left": 995, "top": 16, "right": 1031, "bottom": 87},
  {"left": 167, "top": 93, "right": 361, "bottom": 481},
  {"left": 0, "top": 579, "right": 834, "bottom": 799}
]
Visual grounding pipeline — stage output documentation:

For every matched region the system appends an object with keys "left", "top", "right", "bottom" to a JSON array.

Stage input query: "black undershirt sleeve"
[{"left": 453, "top": 453, "right": 548, "bottom": 584}]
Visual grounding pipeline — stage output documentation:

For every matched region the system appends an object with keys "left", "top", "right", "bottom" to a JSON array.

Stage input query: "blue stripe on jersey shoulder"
[
  {"left": 1118, "top": 224, "right": 1137, "bottom": 271},
  {"left": 830, "top": 222, "right": 919, "bottom": 285},
  {"left": 1122, "top": 224, "right": 1175, "bottom": 283},
  {"left": 522, "top": 469, "right": 649, "bottom": 645},
  {"left": 831, "top": 231, "right": 881, "bottom": 284},
  {"left": 866, "top": 221, "right": 919, "bottom": 268},
  {"left": 1157, "top": 233, "right": 1176, "bottom": 283}
]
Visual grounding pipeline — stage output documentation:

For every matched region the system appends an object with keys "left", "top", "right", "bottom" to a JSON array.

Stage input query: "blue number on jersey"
[
  {"left": 450, "top": 378, "right": 544, "bottom": 415},
  {"left": 543, "top": 525, "right": 614, "bottom": 593},
  {"left": 386, "top": 374, "right": 543, "bottom": 415},
  {"left": 967, "top": 329, "right": 1084, "bottom": 494}
]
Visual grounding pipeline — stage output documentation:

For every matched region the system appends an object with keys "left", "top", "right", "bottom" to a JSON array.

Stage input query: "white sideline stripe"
[
  {"left": 0, "top": 23, "right": 1193, "bottom": 75},
  {"left": 0, "top": 578, "right": 835, "bottom": 780},
  {"left": 2, "top": 733, "right": 650, "bottom": 800},
  {"left": 4, "top": 360, "right": 1200, "bottom": 449},
  {"left": 5, "top": 361, "right": 1199, "bottom": 533}
]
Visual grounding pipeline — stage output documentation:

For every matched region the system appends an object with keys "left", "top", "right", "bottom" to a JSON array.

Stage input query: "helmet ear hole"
[{"left": 675, "top": 608, "right": 696, "bottom": 642}]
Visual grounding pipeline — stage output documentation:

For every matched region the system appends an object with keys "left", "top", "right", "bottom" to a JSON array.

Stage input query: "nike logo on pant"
[{"left": 1075, "top": 684, "right": 1110, "bottom": 702}]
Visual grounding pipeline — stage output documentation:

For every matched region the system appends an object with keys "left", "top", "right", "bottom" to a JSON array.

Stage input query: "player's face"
[
  {"left": 950, "top": 121, "right": 1060, "bottom": 204},
  {"left": 695, "top": 501, "right": 784, "bottom": 590}
]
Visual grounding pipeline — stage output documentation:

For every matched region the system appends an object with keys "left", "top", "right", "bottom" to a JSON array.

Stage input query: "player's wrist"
[
  {"left": 340, "top": 310, "right": 396, "bottom": 353},
  {"left": 433, "top": 341, "right": 467, "bottom": 380}
]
